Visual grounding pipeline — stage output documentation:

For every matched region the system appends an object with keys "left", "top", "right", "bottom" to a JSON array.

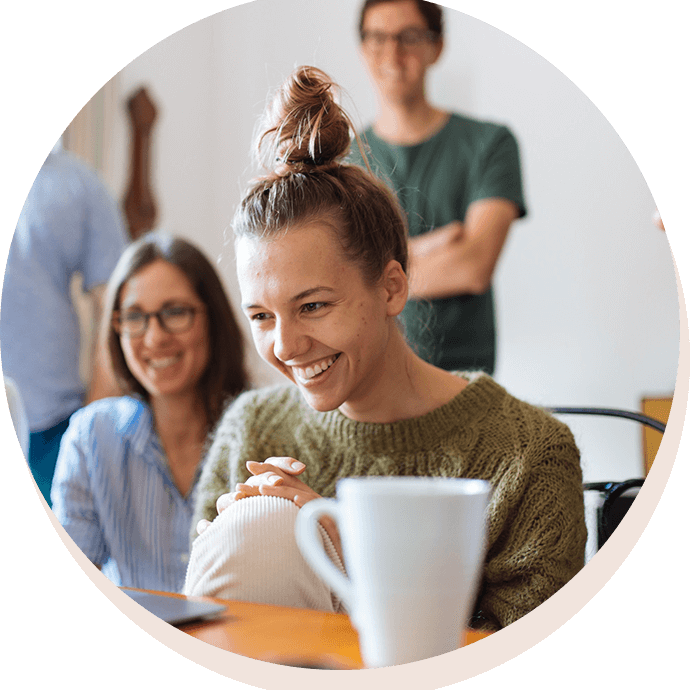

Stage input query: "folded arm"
[{"left": 407, "top": 197, "right": 519, "bottom": 300}]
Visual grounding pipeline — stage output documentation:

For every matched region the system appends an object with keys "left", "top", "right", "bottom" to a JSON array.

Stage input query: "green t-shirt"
[{"left": 351, "top": 114, "right": 526, "bottom": 373}]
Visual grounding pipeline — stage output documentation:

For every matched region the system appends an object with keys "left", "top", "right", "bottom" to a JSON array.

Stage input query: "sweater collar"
[{"left": 305, "top": 373, "right": 503, "bottom": 454}]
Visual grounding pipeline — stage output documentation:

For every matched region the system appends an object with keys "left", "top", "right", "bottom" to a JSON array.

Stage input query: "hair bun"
[{"left": 258, "top": 66, "right": 353, "bottom": 175}]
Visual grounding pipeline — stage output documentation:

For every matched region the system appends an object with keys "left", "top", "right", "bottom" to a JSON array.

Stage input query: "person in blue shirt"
[
  {"left": 51, "top": 232, "right": 249, "bottom": 591},
  {"left": 1, "top": 147, "right": 128, "bottom": 506}
]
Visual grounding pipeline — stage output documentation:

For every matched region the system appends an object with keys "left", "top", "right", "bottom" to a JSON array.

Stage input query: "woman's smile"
[
  {"left": 236, "top": 222, "right": 407, "bottom": 418},
  {"left": 290, "top": 353, "right": 341, "bottom": 385},
  {"left": 146, "top": 354, "right": 183, "bottom": 370},
  {"left": 118, "top": 260, "right": 210, "bottom": 401}
]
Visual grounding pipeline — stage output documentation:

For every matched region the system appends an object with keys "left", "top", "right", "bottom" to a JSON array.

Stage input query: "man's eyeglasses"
[
  {"left": 114, "top": 305, "right": 204, "bottom": 338},
  {"left": 360, "top": 27, "right": 439, "bottom": 52}
]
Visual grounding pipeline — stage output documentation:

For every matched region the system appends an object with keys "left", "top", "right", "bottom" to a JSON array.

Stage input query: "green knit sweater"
[{"left": 192, "top": 373, "right": 587, "bottom": 629}]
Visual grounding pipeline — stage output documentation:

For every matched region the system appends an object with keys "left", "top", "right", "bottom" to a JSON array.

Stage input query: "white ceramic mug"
[{"left": 295, "top": 476, "right": 491, "bottom": 668}]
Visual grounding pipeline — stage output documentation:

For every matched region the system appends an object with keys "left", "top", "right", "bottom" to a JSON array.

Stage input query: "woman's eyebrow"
[
  {"left": 242, "top": 286, "right": 335, "bottom": 311},
  {"left": 120, "top": 298, "right": 193, "bottom": 311},
  {"left": 291, "top": 286, "right": 336, "bottom": 302}
]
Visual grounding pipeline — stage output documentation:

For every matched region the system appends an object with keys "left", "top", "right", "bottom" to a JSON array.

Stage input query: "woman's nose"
[{"left": 272, "top": 319, "right": 308, "bottom": 363}]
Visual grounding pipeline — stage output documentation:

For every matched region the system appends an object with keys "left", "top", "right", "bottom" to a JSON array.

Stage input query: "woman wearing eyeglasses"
[
  {"left": 51, "top": 232, "right": 248, "bottom": 591},
  {"left": 354, "top": 0, "right": 526, "bottom": 375}
]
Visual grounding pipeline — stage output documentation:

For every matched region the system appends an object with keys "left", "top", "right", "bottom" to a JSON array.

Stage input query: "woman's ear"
[{"left": 381, "top": 260, "right": 408, "bottom": 317}]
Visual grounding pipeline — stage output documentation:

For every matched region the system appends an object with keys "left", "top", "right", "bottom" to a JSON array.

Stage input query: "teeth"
[
  {"left": 294, "top": 355, "right": 337, "bottom": 381},
  {"left": 148, "top": 356, "right": 180, "bottom": 369}
]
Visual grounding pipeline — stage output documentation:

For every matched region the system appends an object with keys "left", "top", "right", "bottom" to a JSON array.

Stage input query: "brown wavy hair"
[
  {"left": 103, "top": 231, "right": 248, "bottom": 432},
  {"left": 233, "top": 66, "right": 408, "bottom": 286}
]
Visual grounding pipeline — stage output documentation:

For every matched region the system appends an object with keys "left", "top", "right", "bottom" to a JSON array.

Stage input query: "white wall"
[{"left": 105, "top": 0, "right": 679, "bottom": 483}]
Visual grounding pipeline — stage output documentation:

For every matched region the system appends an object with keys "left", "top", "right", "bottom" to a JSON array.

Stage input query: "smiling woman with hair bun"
[{"left": 185, "top": 66, "right": 586, "bottom": 632}]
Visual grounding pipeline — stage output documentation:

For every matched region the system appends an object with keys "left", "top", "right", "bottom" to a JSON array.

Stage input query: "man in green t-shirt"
[{"left": 352, "top": 0, "right": 527, "bottom": 373}]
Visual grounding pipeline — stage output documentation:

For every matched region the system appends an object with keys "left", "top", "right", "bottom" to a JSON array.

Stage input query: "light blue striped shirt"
[{"left": 51, "top": 396, "right": 202, "bottom": 592}]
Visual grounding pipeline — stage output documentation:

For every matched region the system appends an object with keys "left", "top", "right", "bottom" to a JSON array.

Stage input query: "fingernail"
[
  {"left": 266, "top": 474, "right": 281, "bottom": 485},
  {"left": 291, "top": 461, "right": 305, "bottom": 470}
]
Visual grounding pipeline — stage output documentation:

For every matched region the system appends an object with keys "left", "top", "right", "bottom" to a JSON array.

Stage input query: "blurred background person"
[
  {"left": 1, "top": 145, "right": 128, "bottom": 506},
  {"left": 352, "top": 0, "right": 526, "bottom": 374},
  {"left": 51, "top": 232, "right": 248, "bottom": 592}
]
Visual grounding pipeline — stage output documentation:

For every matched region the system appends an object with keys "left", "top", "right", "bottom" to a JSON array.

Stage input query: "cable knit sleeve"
[
  {"left": 189, "top": 386, "right": 302, "bottom": 545},
  {"left": 190, "top": 391, "right": 260, "bottom": 543},
  {"left": 473, "top": 416, "right": 587, "bottom": 629}
]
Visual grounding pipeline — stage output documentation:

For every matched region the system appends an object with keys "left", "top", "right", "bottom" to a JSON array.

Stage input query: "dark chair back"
[{"left": 547, "top": 407, "right": 666, "bottom": 553}]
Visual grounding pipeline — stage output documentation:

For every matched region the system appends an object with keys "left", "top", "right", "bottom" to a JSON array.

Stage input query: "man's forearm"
[
  {"left": 408, "top": 241, "right": 489, "bottom": 299},
  {"left": 407, "top": 198, "right": 518, "bottom": 300}
]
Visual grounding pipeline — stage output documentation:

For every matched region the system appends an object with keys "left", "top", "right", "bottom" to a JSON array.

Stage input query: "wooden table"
[{"left": 127, "top": 588, "right": 492, "bottom": 669}]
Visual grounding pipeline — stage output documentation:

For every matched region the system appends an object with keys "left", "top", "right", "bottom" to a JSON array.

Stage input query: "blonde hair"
[{"left": 233, "top": 66, "right": 408, "bottom": 284}]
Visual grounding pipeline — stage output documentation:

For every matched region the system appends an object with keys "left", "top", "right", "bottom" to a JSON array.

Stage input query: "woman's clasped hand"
[{"left": 197, "top": 457, "right": 316, "bottom": 535}]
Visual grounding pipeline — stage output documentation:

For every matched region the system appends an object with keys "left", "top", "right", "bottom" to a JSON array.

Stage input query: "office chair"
[{"left": 547, "top": 406, "right": 667, "bottom": 555}]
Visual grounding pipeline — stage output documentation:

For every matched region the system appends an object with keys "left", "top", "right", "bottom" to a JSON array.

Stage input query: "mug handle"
[{"left": 295, "top": 498, "right": 352, "bottom": 607}]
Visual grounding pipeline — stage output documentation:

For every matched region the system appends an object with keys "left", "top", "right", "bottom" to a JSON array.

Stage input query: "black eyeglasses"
[
  {"left": 114, "top": 305, "right": 204, "bottom": 338},
  {"left": 360, "top": 27, "right": 439, "bottom": 51}
]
